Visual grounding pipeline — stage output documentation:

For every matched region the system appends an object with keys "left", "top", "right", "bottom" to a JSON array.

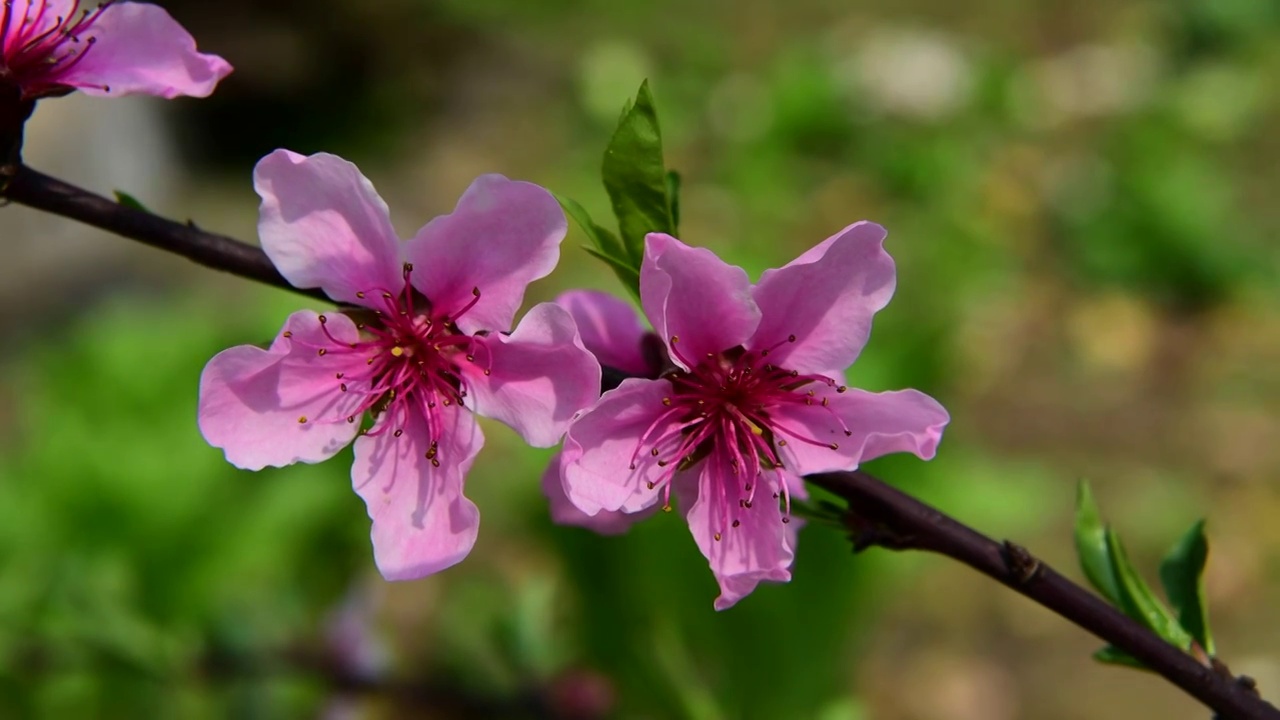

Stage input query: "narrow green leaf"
[
  {"left": 1105, "top": 528, "right": 1195, "bottom": 650},
  {"left": 556, "top": 193, "right": 627, "bottom": 259},
  {"left": 1159, "top": 519, "right": 1214, "bottom": 655},
  {"left": 601, "top": 80, "right": 674, "bottom": 266},
  {"left": 665, "top": 169, "right": 682, "bottom": 233},
  {"left": 1074, "top": 480, "right": 1121, "bottom": 605},
  {"left": 1093, "top": 645, "right": 1148, "bottom": 670},
  {"left": 583, "top": 247, "right": 641, "bottom": 300},
  {"left": 114, "top": 190, "right": 151, "bottom": 213}
]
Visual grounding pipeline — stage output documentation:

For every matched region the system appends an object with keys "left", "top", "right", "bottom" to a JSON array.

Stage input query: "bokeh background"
[{"left": 3, "top": 0, "right": 1280, "bottom": 718}]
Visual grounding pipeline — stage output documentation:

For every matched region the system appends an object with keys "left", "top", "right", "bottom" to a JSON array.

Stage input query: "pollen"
[{"left": 391, "top": 346, "right": 405, "bottom": 357}]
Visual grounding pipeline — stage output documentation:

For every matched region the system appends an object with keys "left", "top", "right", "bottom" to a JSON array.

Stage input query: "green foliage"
[
  {"left": 560, "top": 80, "right": 681, "bottom": 297},
  {"left": 1074, "top": 481, "right": 1215, "bottom": 671},
  {"left": 112, "top": 191, "right": 151, "bottom": 213}
]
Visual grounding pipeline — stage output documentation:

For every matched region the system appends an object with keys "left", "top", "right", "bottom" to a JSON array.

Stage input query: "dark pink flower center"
[
  {"left": 1, "top": 0, "right": 112, "bottom": 96},
  {"left": 290, "top": 263, "right": 489, "bottom": 466},
  {"left": 632, "top": 334, "right": 851, "bottom": 540}
]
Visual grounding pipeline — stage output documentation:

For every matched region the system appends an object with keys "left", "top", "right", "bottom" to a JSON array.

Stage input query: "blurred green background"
[{"left": 3, "top": 0, "right": 1280, "bottom": 718}]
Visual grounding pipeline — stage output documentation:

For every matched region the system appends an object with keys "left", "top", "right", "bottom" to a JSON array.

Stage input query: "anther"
[
  {"left": 317, "top": 349, "right": 327, "bottom": 356},
  {"left": 391, "top": 346, "right": 404, "bottom": 357},
  {"left": 465, "top": 354, "right": 474, "bottom": 362},
  {"left": 662, "top": 397, "right": 671, "bottom": 406},
  {"left": 340, "top": 383, "right": 348, "bottom": 392},
  {"left": 394, "top": 429, "right": 403, "bottom": 438},
  {"left": 336, "top": 373, "right": 345, "bottom": 379},
  {"left": 403, "top": 262, "right": 414, "bottom": 272},
  {"left": 483, "top": 369, "right": 491, "bottom": 376},
  {"left": 732, "top": 520, "right": 741, "bottom": 528},
  {"left": 282, "top": 331, "right": 293, "bottom": 338},
  {"left": 777, "top": 439, "right": 788, "bottom": 447},
  {"left": 822, "top": 398, "right": 829, "bottom": 407},
  {"left": 788, "top": 334, "right": 797, "bottom": 342},
  {"left": 828, "top": 442, "right": 839, "bottom": 450},
  {"left": 347, "top": 416, "right": 356, "bottom": 423},
  {"left": 657, "top": 460, "right": 668, "bottom": 467},
  {"left": 298, "top": 416, "right": 308, "bottom": 423},
  {"left": 650, "top": 448, "right": 659, "bottom": 456},
  {"left": 647, "top": 482, "right": 655, "bottom": 490},
  {"left": 318, "top": 314, "right": 327, "bottom": 323},
  {"left": 472, "top": 287, "right": 481, "bottom": 297},
  {"left": 744, "top": 500, "right": 753, "bottom": 508},
  {"left": 837, "top": 385, "right": 847, "bottom": 393},
  {"left": 782, "top": 517, "right": 791, "bottom": 524},
  {"left": 356, "top": 291, "right": 365, "bottom": 299},
  {"left": 714, "top": 533, "right": 722, "bottom": 542}
]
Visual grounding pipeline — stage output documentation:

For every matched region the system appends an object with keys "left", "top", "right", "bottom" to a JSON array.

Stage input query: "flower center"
[
  {"left": 631, "top": 334, "right": 851, "bottom": 540},
  {"left": 1, "top": 0, "right": 112, "bottom": 95},
  {"left": 288, "top": 262, "right": 490, "bottom": 466}
]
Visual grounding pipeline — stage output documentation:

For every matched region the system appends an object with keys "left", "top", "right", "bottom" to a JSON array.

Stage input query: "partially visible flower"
[
  {"left": 540, "top": 289, "right": 663, "bottom": 535},
  {"left": 561, "top": 226, "right": 949, "bottom": 609},
  {"left": 199, "top": 150, "right": 600, "bottom": 579},
  {"left": 1, "top": 0, "right": 231, "bottom": 101}
]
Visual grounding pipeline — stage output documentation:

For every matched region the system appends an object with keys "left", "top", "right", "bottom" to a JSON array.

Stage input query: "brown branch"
[
  {"left": 4, "top": 163, "right": 1277, "bottom": 720},
  {"left": 2, "top": 164, "right": 327, "bottom": 303},
  {"left": 807, "top": 470, "right": 1277, "bottom": 720}
]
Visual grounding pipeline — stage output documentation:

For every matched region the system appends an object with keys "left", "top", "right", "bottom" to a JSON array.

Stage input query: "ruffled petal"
[
  {"left": 57, "top": 2, "right": 232, "bottom": 98},
  {"left": 640, "top": 233, "right": 760, "bottom": 368},
  {"left": 773, "top": 386, "right": 949, "bottom": 475},
  {"left": 749, "top": 222, "right": 895, "bottom": 376},
  {"left": 674, "top": 469, "right": 795, "bottom": 611},
  {"left": 540, "top": 451, "right": 647, "bottom": 536},
  {"left": 254, "top": 150, "right": 403, "bottom": 306},
  {"left": 405, "top": 175, "right": 565, "bottom": 334},
  {"left": 351, "top": 404, "right": 484, "bottom": 580},
  {"left": 561, "top": 378, "right": 676, "bottom": 515},
  {"left": 555, "top": 289, "right": 653, "bottom": 377},
  {"left": 198, "top": 310, "right": 367, "bottom": 470},
  {"left": 460, "top": 303, "right": 601, "bottom": 448}
]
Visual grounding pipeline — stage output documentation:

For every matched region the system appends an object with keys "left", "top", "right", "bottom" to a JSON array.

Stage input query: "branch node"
[{"left": 1002, "top": 540, "right": 1043, "bottom": 584}]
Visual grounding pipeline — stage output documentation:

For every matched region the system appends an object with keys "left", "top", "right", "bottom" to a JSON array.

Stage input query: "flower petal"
[
  {"left": 57, "top": 2, "right": 232, "bottom": 99},
  {"left": 773, "top": 386, "right": 949, "bottom": 475},
  {"left": 749, "top": 222, "right": 895, "bottom": 376},
  {"left": 555, "top": 289, "right": 654, "bottom": 377},
  {"left": 461, "top": 303, "right": 601, "bottom": 448},
  {"left": 405, "top": 175, "right": 566, "bottom": 334},
  {"left": 641, "top": 233, "right": 760, "bottom": 368},
  {"left": 674, "top": 468, "right": 795, "bottom": 611},
  {"left": 351, "top": 405, "right": 484, "bottom": 580},
  {"left": 541, "top": 451, "right": 648, "bottom": 536},
  {"left": 198, "top": 310, "right": 367, "bottom": 470},
  {"left": 561, "top": 378, "right": 675, "bottom": 515},
  {"left": 254, "top": 150, "right": 403, "bottom": 306}
]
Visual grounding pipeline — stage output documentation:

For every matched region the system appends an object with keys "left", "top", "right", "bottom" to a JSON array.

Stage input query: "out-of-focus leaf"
[
  {"left": 601, "top": 80, "right": 675, "bottom": 266},
  {"left": 1105, "top": 528, "right": 1195, "bottom": 650},
  {"left": 1074, "top": 480, "right": 1121, "bottom": 604},
  {"left": 1159, "top": 519, "right": 1214, "bottom": 655}
]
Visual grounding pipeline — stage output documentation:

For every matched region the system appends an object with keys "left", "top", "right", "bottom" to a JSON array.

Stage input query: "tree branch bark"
[{"left": 5, "top": 162, "right": 1277, "bottom": 720}]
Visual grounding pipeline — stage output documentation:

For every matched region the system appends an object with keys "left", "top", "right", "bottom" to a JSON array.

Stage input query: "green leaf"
[
  {"left": 1105, "top": 528, "right": 1195, "bottom": 650},
  {"left": 1093, "top": 645, "right": 1148, "bottom": 670},
  {"left": 113, "top": 190, "right": 151, "bottom": 213},
  {"left": 557, "top": 193, "right": 641, "bottom": 298},
  {"left": 1159, "top": 519, "right": 1214, "bottom": 655},
  {"left": 583, "top": 246, "right": 641, "bottom": 299},
  {"left": 1074, "top": 480, "right": 1121, "bottom": 605},
  {"left": 602, "top": 80, "right": 675, "bottom": 267},
  {"left": 665, "top": 169, "right": 682, "bottom": 233}
]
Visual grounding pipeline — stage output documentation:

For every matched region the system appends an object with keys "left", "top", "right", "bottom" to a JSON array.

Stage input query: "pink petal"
[
  {"left": 773, "top": 387, "right": 950, "bottom": 475},
  {"left": 198, "top": 310, "right": 367, "bottom": 471},
  {"left": 405, "top": 175, "right": 566, "bottom": 334},
  {"left": 749, "top": 222, "right": 895, "bottom": 376},
  {"left": 57, "top": 2, "right": 232, "bottom": 99},
  {"left": 351, "top": 405, "right": 484, "bottom": 580},
  {"left": 460, "top": 302, "right": 601, "bottom": 448},
  {"left": 640, "top": 233, "right": 761, "bottom": 369},
  {"left": 555, "top": 289, "right": 653, "bottom": 377},
  {"left": 674, "top": 469, "right": 795, "bottom": 611},
  {"left": 254, "top": 150, "right": 403, "bottom": 306},
  {"left": 540, "top": 451, "right": 647, "bottom": 536},
  {"left": 561, "top": 378, "right": 676, "bottom": 515}
]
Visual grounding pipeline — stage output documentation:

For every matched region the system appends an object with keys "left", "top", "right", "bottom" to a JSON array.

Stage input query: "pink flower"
[
  {"left": 198, "top": 150, "right": 601, "bottom": 580},
  {"left": 540, "top": 289, "right": 662, "bottom": 535},
  {"left": 1, "top": 0, "right": 231, "bottom": 100},
  {"left": 561, "top": 227, "right": 950, "bottom": 609}
]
